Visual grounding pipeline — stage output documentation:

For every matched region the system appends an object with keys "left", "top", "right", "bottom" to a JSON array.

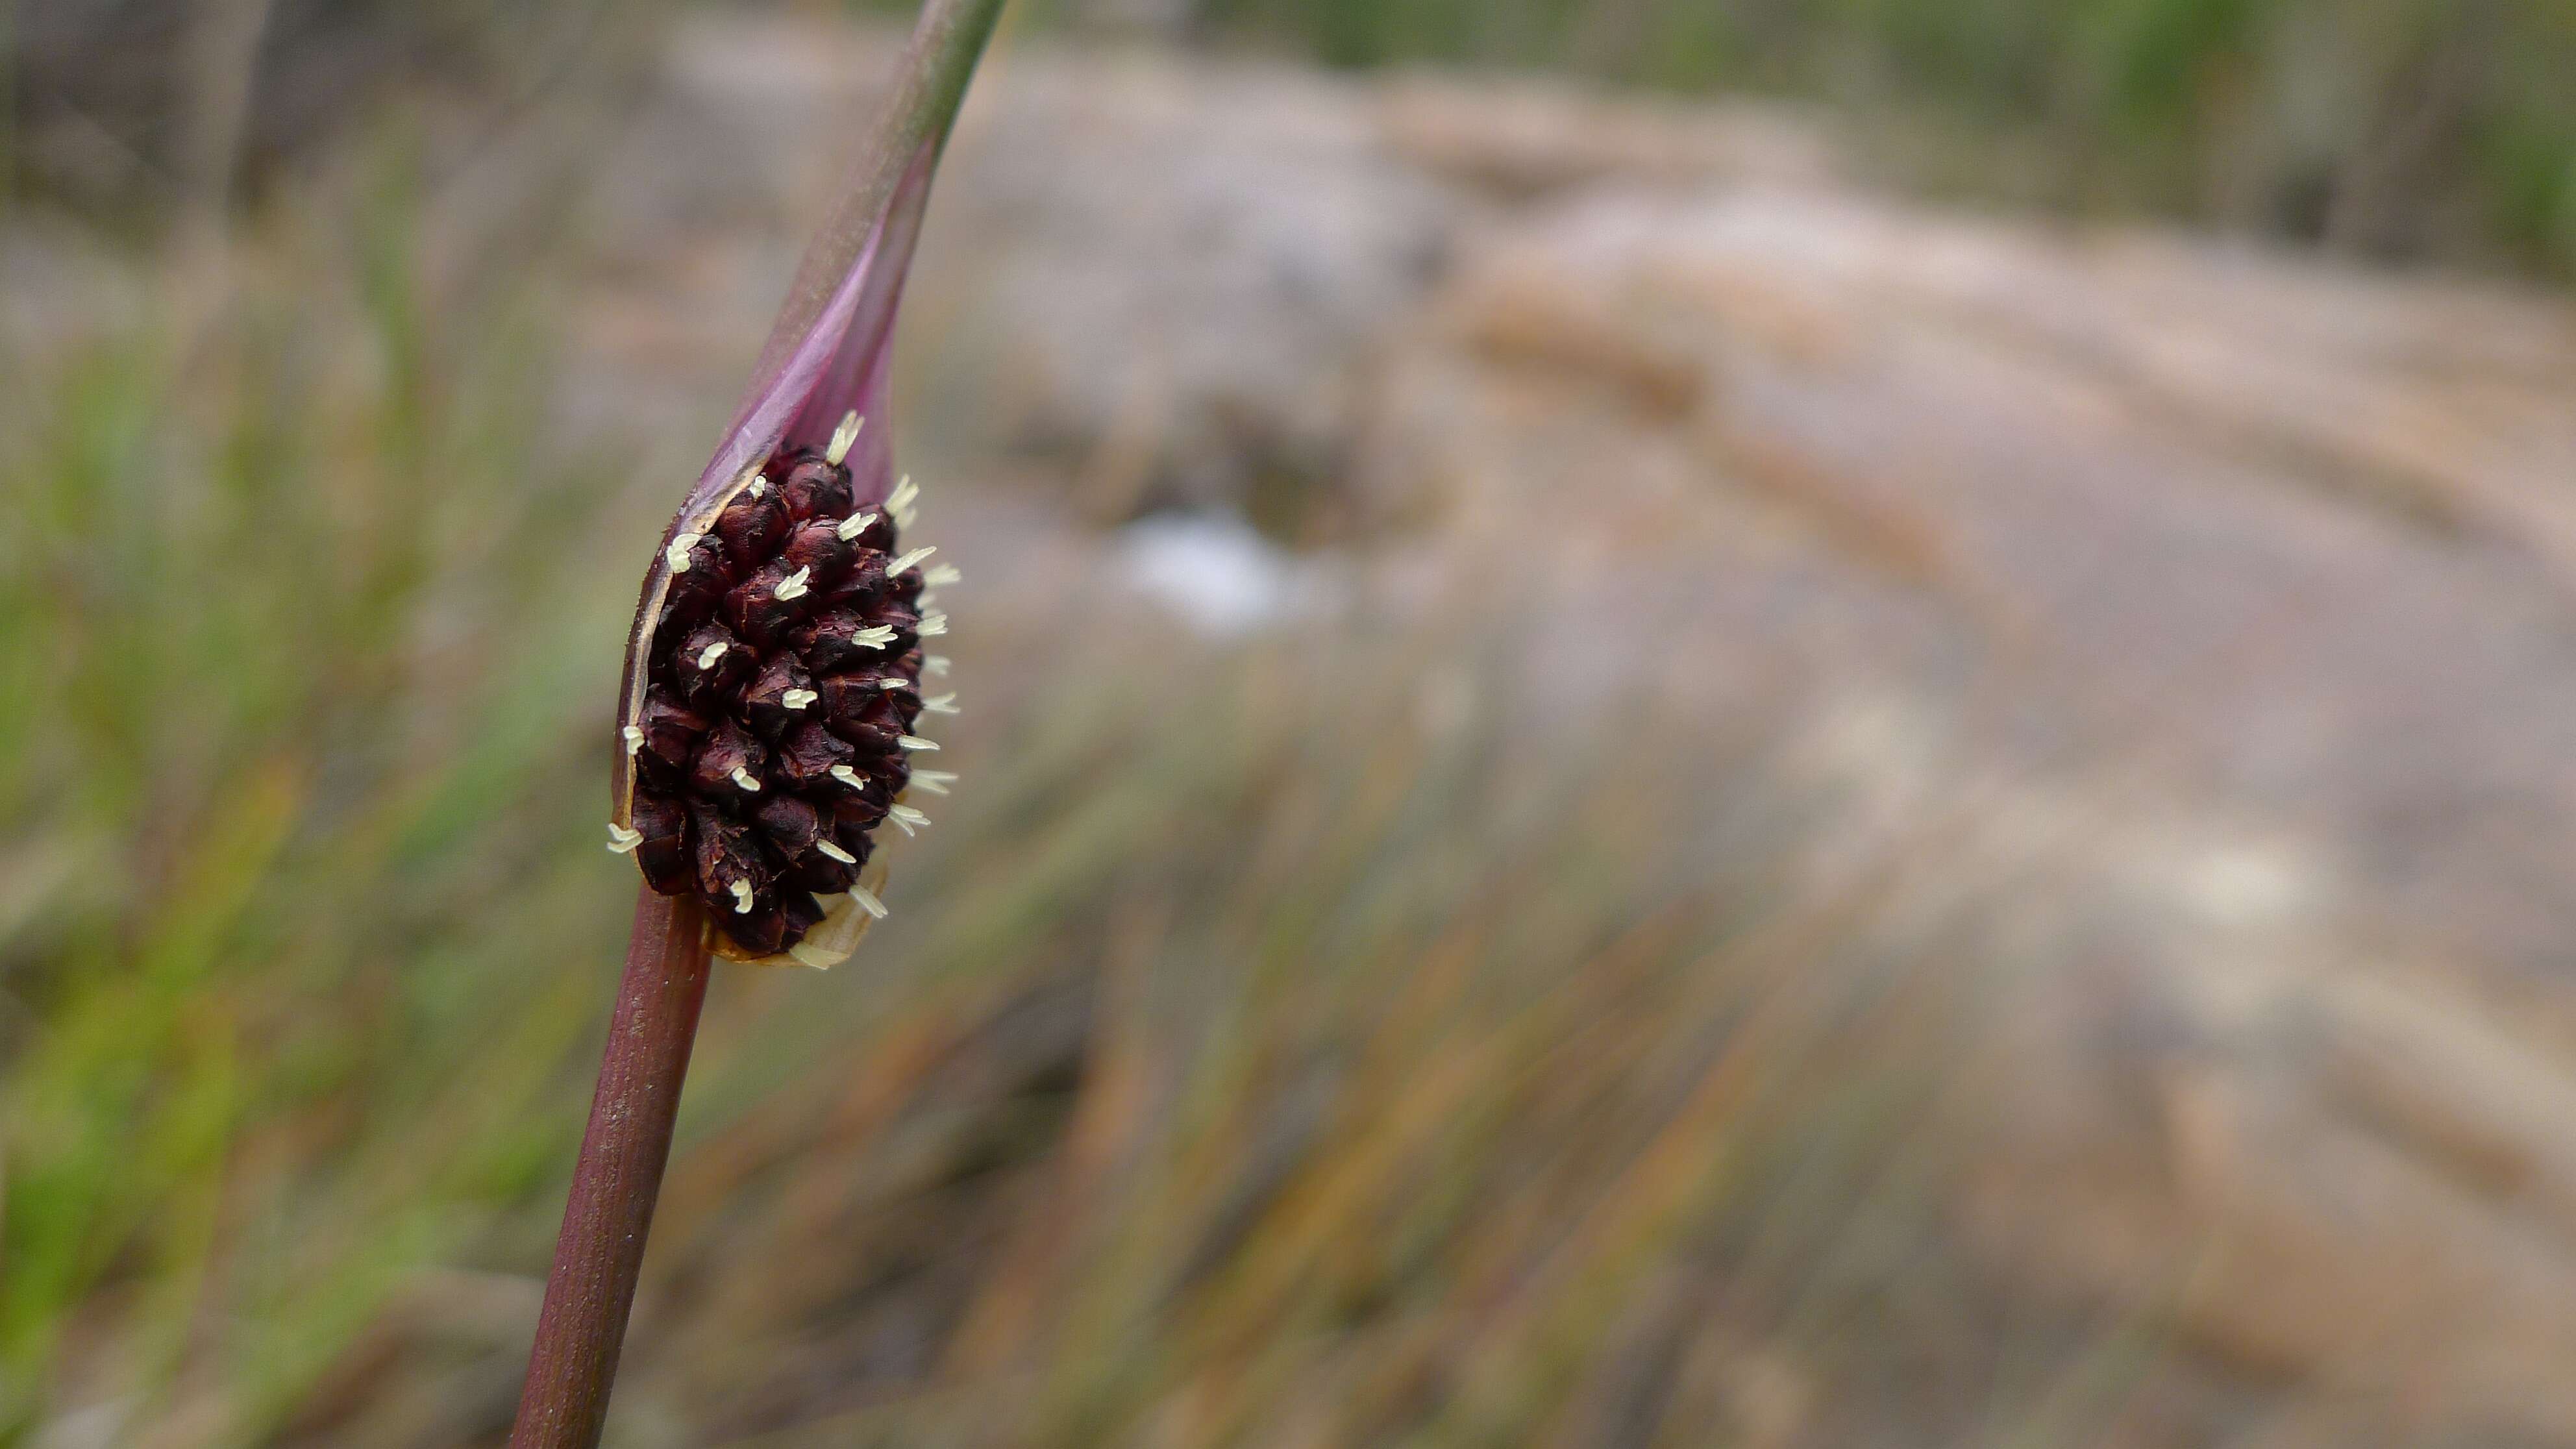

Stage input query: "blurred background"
[{"left": 7, "top": 1, "right": 2576, "bottom": 1444}]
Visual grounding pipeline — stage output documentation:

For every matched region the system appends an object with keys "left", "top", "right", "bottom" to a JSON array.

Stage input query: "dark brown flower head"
[
  {"left": 602, "top": 5, "right": 988, "bottom": 971},
  {"left": 609, "top": 420, "right": 957, "bottom": 967}
]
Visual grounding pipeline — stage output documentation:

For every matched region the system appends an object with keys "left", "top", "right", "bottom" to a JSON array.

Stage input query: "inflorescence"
[{"left": 608, "top": 414, "right": 957, "bottom": 958}]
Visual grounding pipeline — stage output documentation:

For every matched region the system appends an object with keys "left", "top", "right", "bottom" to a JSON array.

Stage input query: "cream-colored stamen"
[
  {"left": 830, "top": 764, "right": 866, "bottom": 789},
  {"left": 925, "top": 654, "right": 951, "bottom": 676},
  {"left": 897, "top": 735, "right": 939, "bottom": 752},
  {"left": 923, "top": 564, "right": 961, "bottom": 588},
  {"left": 917, "top": 612, "right": 950, "bottom": 638},
  {"left": 816, "top": 840, "right": 856, "bottom": 864},
  {"left": 923, "top": 693, "right": 959, "bottom": 715},
  {"left": 697, "top": 641, "right": 728, "bottom": 670},
  {"left": 835, "top": 510, "right": 878, "bottom": 542},
  {"left": 621, "top": 724, "right": 644, "bottom": 754},
  {"left": 886, "top": 475, "right": 919, "bottom": 525},
  {"left": 729, "top": 879, "right": 755, "bottom": 913},
  {"left": 850, "top": 624, "right": 897, "bottom": 650},
  {"left": 606, "top": 823, "right": 643, "bottom": 853},
  {"left": 886, "top": 546, "right": 935, "bottom": 578},
  {"left": 665, "top": 533, "right": 702, "bottom": 573},
  {"left": 730, "top": 765, "right": 762, "bottom": 793},
  {"left": 826, "top": 412, "right": 864, "bottom": 465},
  {"left": 748, "top": 474, "right": 770, "bottom": 497},
  {"left": 887, "top": 804, "right": 929, "bottom": 836},
  {"left": 781, "top": 687, "right": 818, "bottom": 711},
  {"left": 909, "top": 769, "right": 956, "bottom": 795},
  {"left": 849, "top": 884, "right": 888, "bottom": 919},
  {"left": 773, "top": 566, "right": 811, "bottom": 601}
]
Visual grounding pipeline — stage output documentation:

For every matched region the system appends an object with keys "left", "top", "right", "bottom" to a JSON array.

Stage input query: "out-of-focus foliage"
[
  {"left": 2, "top": 0, "right": 619, "bottom": 218},
  {"left": 11, "top": 0, "right": 2576, "bottom": 273},
  {"left": 1192, "top": 0, "right": 2576, "bottom": 273}
]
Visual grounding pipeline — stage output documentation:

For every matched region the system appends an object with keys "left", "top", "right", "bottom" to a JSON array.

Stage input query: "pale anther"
[
  {"left": 926, "top": 655, "right": 952, "bottom": 676},
  {"left": 924, "top": 564, "right": 961, "bottom": 588},
  {"left": 826, "top": 412, "right": 865, "bottom": 465},
  {"left": 849, "top": 884, "right": 888, "bottom": 919},
  {"left": 773, "top": 566, "right": 811, "bottom": 601},
  {"left": 887, "top": 546, "right": 936, "bottom": 577},
  {"left": 817, "top": 840, "right": 856, "bottom": 864},
  {"left": 606, "top": 823, "right": 643, "bottom": 853},
  {"left": 897, "top": 735, "right": 939, "bottom": 752},
  {"left": 730, "top": 879, "right": 755, "bottom": 914},
  {"left": 697, "top": 641, "right": 729, "bottom": 670},
  {"left": 622, "top": 724, "right": 644, "bottom": 754},
  {"left": 666, "top": 533, "right": 702, "bottom": 573},
  {"left": 830, "top": 764, "right": 866, "bottom": 789},
  {"left": 923, "top": 693, "right": 960, "bottom": 715},
  {"left": 909, "top": 769, "right": 956, "bottom": 795},
  {"left": 889, "top": 804, "right": 929, "bottom": 836},
  {"left": 730, "top": 765, "right": 762, "bottom": 793},
  {"left": 782, "top": 687, "right": 818, "bottom": 711},
  {"left": 917, "top": 612, "right": 950, "bottom": 637}
]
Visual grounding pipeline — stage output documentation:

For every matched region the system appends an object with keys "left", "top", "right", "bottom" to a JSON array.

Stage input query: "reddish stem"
[{"left": 508, "top": 886, "right": 712, "bottom": 1449}]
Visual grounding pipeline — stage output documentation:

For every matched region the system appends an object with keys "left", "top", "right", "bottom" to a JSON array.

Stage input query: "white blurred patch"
[{"left": 1115, "top": 512, "right": 1324, "bottom": 637}]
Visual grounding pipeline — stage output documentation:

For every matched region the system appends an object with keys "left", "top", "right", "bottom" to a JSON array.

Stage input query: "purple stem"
[{"left": 508, "top": 887, "right": 712, "bottom": 1449}]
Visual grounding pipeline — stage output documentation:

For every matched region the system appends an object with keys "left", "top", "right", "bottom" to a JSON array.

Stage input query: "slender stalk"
[{"left": 508, "top": 887, "right": 712, "bottom": 1449}]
